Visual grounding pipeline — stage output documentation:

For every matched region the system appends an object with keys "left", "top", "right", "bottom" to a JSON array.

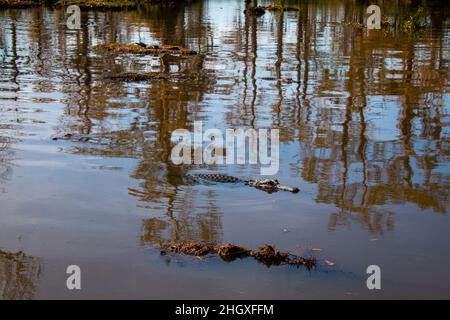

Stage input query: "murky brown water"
[{"left": 0, "top": 0, "right": 449, "bottom": 299}]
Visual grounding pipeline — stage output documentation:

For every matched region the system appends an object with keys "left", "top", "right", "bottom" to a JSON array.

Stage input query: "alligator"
[
  {"left": 52, "top": 133, "right": 92, "bottom": 142},
  {"left": 51, "top": 133, "right": 110, "bottom": 145},
  {"left": 186, "top": 173, "right": 299, "bottom": 193}
]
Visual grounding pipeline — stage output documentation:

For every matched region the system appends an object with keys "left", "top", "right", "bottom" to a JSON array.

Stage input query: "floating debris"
[
  {"left": 342, "top": 21, "right": 366, "bottom": 29},
  {"left": 94, "top": 43, "right": 197, "bottom": 56},
  {"left": 305, "top": 247, "right": 322, "bottom": 252},
  {"left": 217, "top": 244, "right": 251, "bottom": 261},
  {"left": 159, "top": 241, "right": 316, "bottom": 269},
  {"left": 252, "top": 244, "right": 289, "bottom": 266},
  {"left": 244, "top": 5, "right": 299, "bottom": 16},
  {"left": 264, "top": 5, "right": 299, "bottom": 12},
  {"left": 244, "top": 6, "right": 266, "bottom": 16},
  {"left": 324, "top": 259, "right": 335, "bottom": 267},
  {"left": 104, "top": 72, "right": 205, "bottom": 82},
  {"left": 168, "top": 242, "right": 216, "bottom": 257},
  {"left": 0, "top": 0, "right": 42, "bottom": 8}
]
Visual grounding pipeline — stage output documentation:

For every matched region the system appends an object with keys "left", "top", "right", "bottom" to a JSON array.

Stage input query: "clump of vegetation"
[
  {"left": 0, "top": 249, "right": 29, "bottom": 262},
  {"left": 381, "top": 15, "right": 392, "bottom": 27},
  {"left": 105, "top": 72, "right": 205, "bottom": 82},
  {"left": 159, "top": 241, "right": 317, "bottom": 269},
  {"left": 244, "top": 3, "right": 298, "bottom": 16},
  {"left": 0, "top": 0, "right": 183, "bottom": 9},
  {"left": 342, "top": 21, "right": 365, "bottom": 29},
  {"left": 265, "top": 3, "right": 298, "bottom": 12},
  {"left": 243, "top": 6, "right": 266, "bottom": 16},
  {"left": 0, "top": 0, "right": 43, "bottom": 8},
  {"left": 94, "top": 43, "right": 197, "bottom": 55},
  {"left": 56, "top": 0, "right": 137, "bottom": 10},
  {"left": 403, "top": 6, "right": 426, "bottom": 33}
]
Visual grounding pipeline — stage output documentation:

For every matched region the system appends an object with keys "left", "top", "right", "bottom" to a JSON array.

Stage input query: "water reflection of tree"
[
  {"left": 242, "top": 1, "right": 445, "bottom": 233},
  {"left": 5, "top": 2, "right": 448, "bottom": 238},
  {"left": 130, "top": 78, "right": 223, "bottom": 245},
  {"left": 0, "top": 13, "right": 22, "bottom": 190},
  {"left": 75, "top": 2, "right": 449, "bottom": 235},
  {"left": 230, "top": 1, "right": 448, "bottom": 233},
  {"left": 140, "top": 189, "right": 223, "bottom": 245},
  {"left": 0, "top": 135, "right": 14, "bottom": 189},
  {"left": 51, "top": 3, "right": 221, "bottom": 245},
  {"left": 291, "top": 1, "right": 449, "bottom": 233},
  {"left": 0, "top": 250, "right": 41, "bottom": 300}
]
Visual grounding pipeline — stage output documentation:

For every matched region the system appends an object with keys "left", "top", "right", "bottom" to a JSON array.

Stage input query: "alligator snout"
[
  {"left": 277, "top": 185, "right": 300, "bottom": 193},
  {"left": 246, "top": 179, "right": 299, "bottom": 193}
]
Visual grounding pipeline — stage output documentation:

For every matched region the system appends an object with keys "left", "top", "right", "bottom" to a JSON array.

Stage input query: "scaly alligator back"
[{"left": 187, "top": 173, "right": 243, "bottom": 183}]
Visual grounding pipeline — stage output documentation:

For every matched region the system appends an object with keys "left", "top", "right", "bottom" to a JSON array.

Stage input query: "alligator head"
[{"left": 246, "top": 179, "right": 299, "bottom": 193}]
